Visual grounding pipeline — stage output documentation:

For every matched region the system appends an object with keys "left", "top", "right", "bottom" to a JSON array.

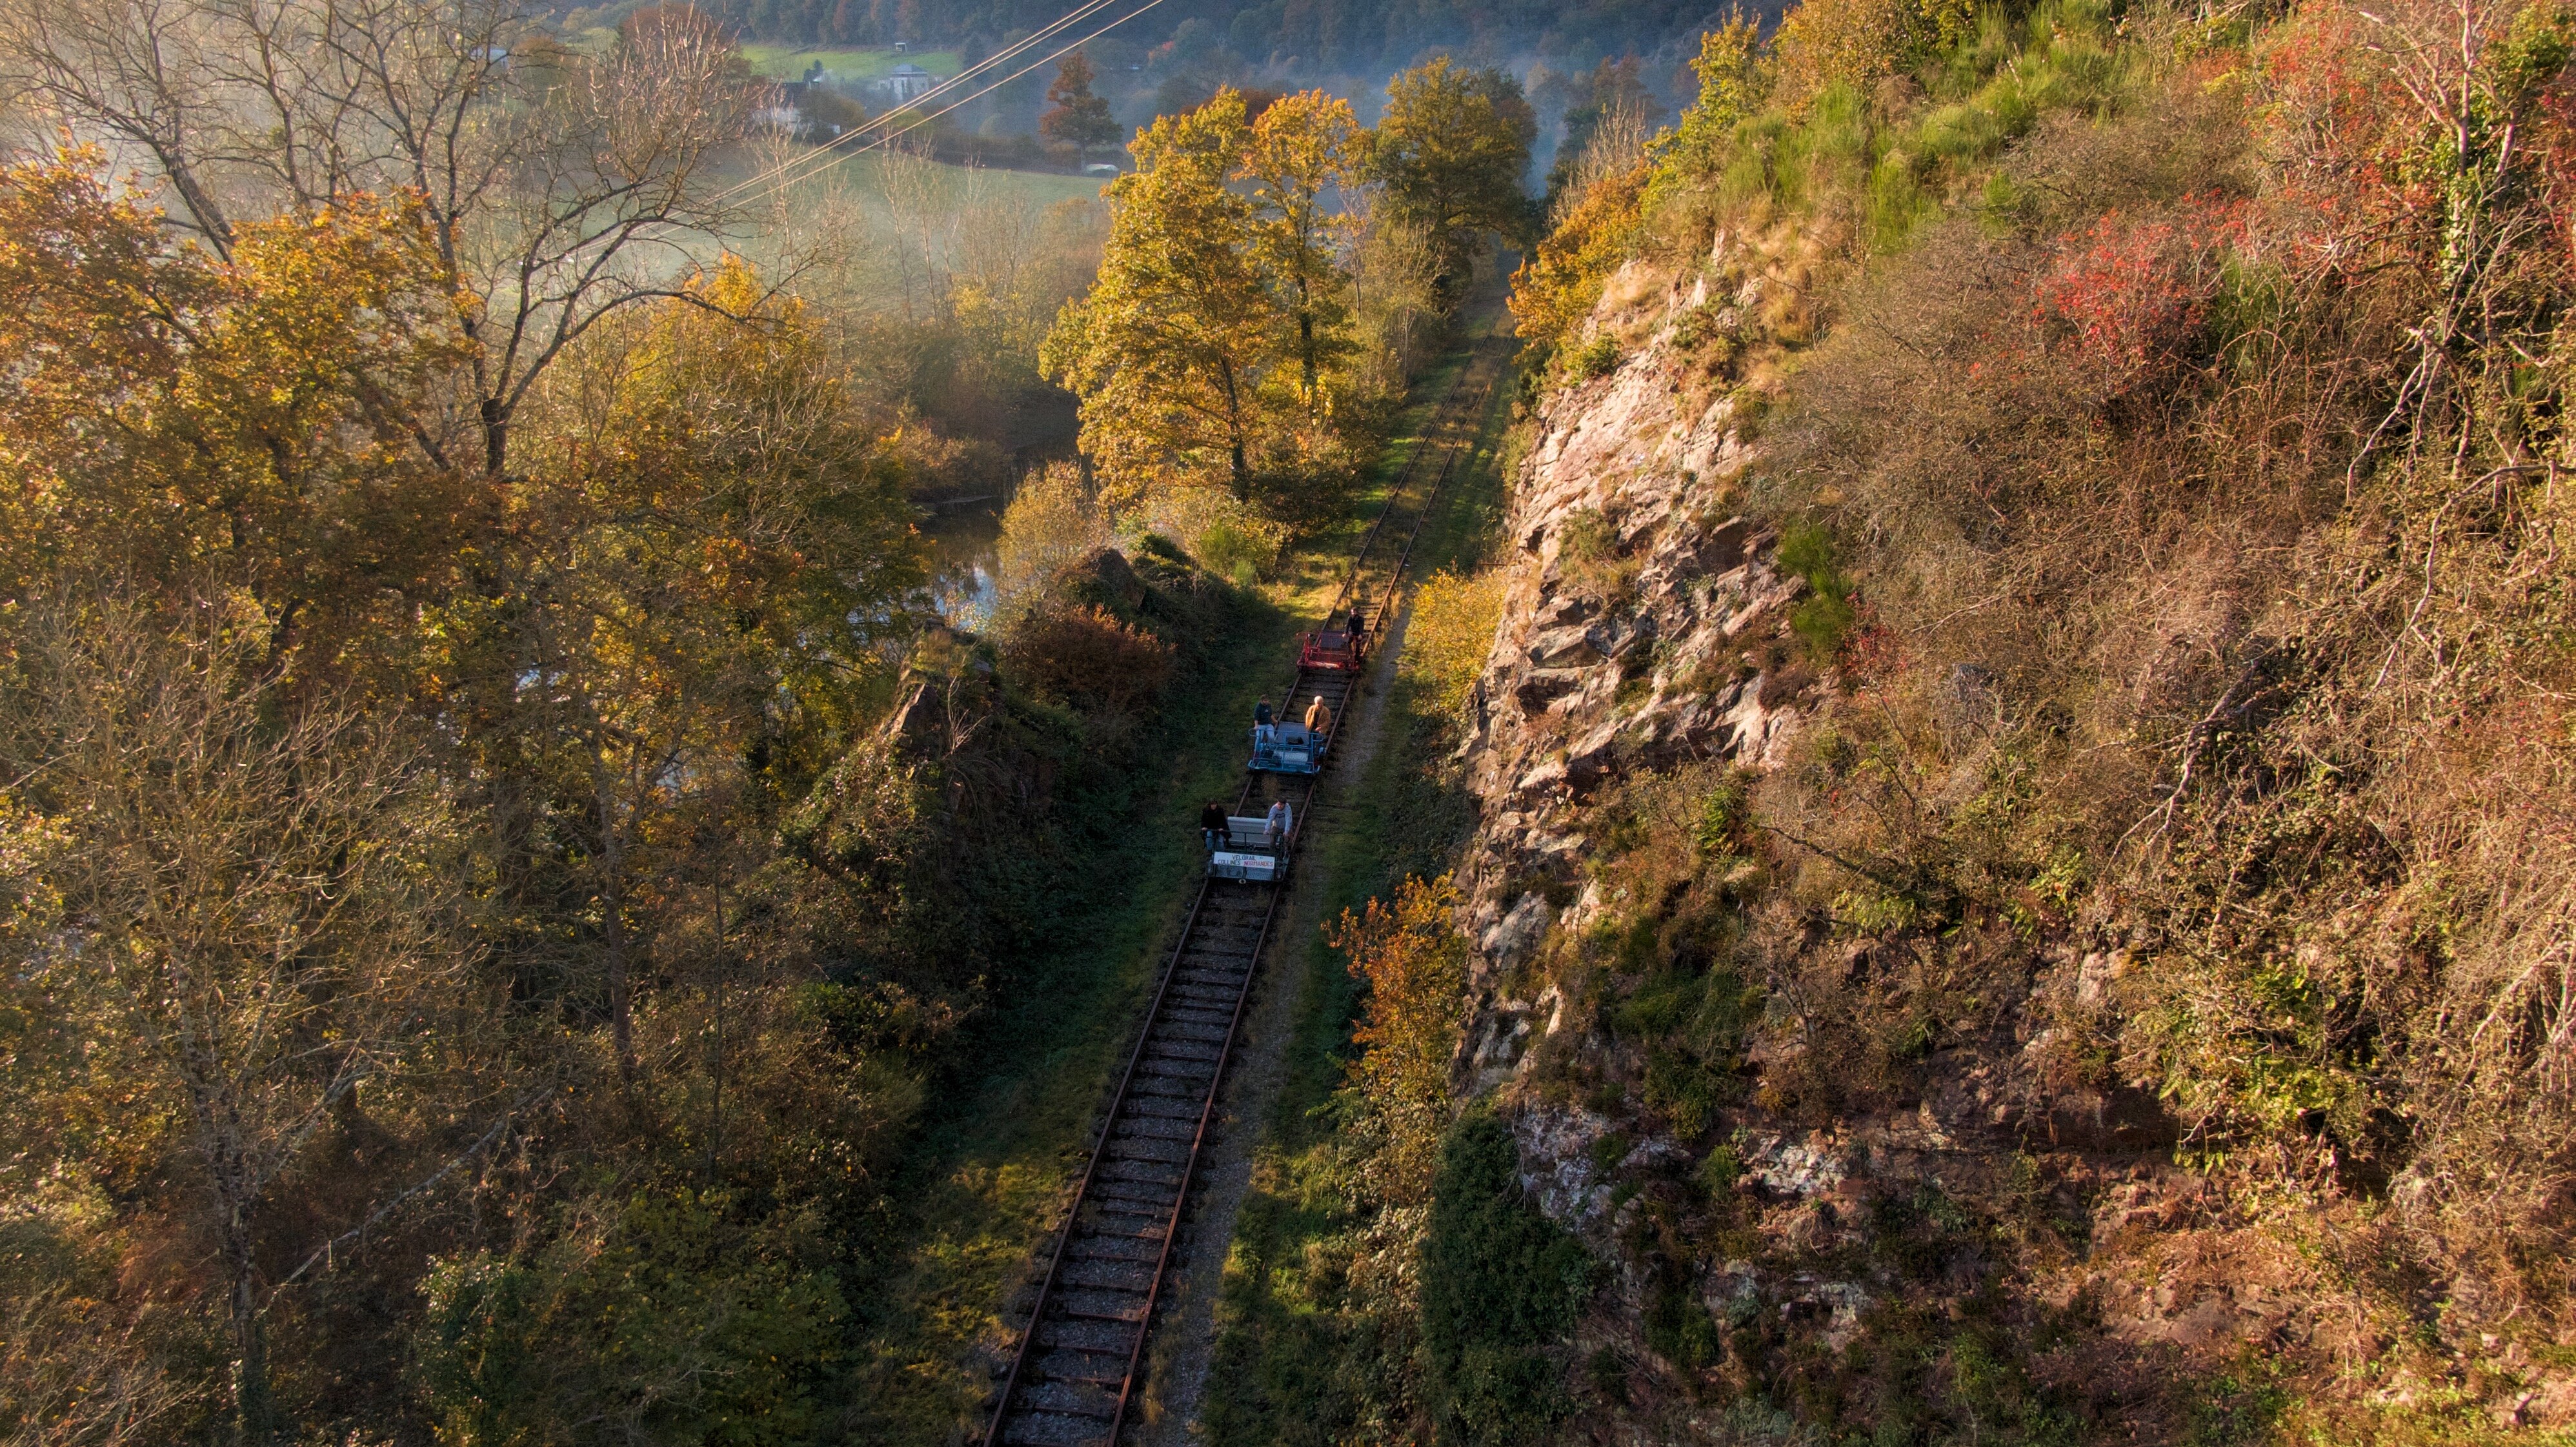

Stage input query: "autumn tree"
[
  {"left": 1247, "top": 90, "right": 1362, "bottom": 400},
  {"left": 996, "top": 461, "right": 1115, "bottom": 606},
  {"left": 0, "top": 605, "right": 472, "bottom": 1442},
  {"left": 1656, "top": 9, "right": 1766, "bottom": 183},
  {"left": 1331, "top": 873, "right": 1469, "bottom": 1204},
  {"left": 0, "top": 109, "right": 951, "bottom": 1447},
  {"left": 1043, "top": 90, "right": 1285, "bottom": 503},
  {"left": 1041, "top": 52, "right": 1122, "bottom": 167},
  {"left": 0, "top": 149, "right": 481, "bottom": 678},
  {"left": 1768, "top": 0, "right": 1969, "bottom": 114},
  {"left": 1367, "top": 58, "right": 1538, "bottom": 301},
  {"left": 445, "top": 259, "right": 926, "bottom": 1082},
  {"left": 0, "top": 0, "right": 761, "bottom": 477},
  {"left": 1043, "top": 87, "right": 1376, "bottom": 521}
]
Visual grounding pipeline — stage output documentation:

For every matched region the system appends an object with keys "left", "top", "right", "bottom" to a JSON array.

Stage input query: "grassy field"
[
  {"left": 694, "top": 148, "right": 1103, "bottom": 285},
  {"left": 705, "top": 148, "right": 1102, "bottom": 221},
  {"left": 737, "top": 43, "right": 960, "bottom": 79},
  {"left": 780, "top": 151, "right": 1102, "bottom": 209}
]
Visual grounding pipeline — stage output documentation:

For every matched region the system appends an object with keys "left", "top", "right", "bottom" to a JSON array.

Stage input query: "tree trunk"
[
  {"left": 1298, "top": 277, "right": 1318, "bottom": 402},
  {"left": 224, "top": 1203, "right": 275, "bottom": 1445},
  {"left": 479, "top": 396, "right": 510, "bottom": 479},
  {"left": 598, "top": 780, "right": 635, "bottom": 1085},
  {"left": 708, "top": 875, "right": 726, "bottom": 1182},
  {"left": 1218, "top": 361, "right": 1251, "bottom": 501},
  {"left": 160, "top": 151, "right": 235, "bottom": 262}
]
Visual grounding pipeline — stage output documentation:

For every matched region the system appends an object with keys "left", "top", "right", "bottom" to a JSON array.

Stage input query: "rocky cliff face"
[
  {"left": 1453, "top": 261, "right": 1808, "bottom": 1091},
  {"left": 1440, "top": 259, "right": 2303, "bottom": 1435}
]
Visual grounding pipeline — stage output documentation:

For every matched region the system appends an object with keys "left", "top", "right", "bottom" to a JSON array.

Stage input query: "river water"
[{"left": 923, "top": 491, "right": 1004, "bottom": 630}]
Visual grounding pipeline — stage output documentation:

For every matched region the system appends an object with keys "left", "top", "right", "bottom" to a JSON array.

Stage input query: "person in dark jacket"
[
  {"left": 1253, "top": 698, "right": 1274, "bottom": 727},
  {"left": 1200, "top": 800, "right": 1228, "bottom": 853}
]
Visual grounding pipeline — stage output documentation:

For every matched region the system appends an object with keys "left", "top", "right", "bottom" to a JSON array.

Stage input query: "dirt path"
[{"left": 1133, "top": 594, "right": 1416, "bottom": 1447}]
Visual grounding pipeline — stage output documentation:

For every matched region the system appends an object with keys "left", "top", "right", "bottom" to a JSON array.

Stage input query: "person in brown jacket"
[{"left": 1304, "top": 694, "right": 1333, "bottom": 735}]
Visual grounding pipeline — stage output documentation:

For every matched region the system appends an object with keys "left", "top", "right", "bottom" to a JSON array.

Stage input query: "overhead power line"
[
  {"left": 723, "top": 0, "right": 1167, "bottom": 212},
  {"left": 714, "top": 0, "right": 1154, "bottom": 208}
]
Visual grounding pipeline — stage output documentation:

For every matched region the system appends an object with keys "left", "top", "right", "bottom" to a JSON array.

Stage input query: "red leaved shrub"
[
  {"left": 2029, "top": 200, "right": 2244, "bottom": 398},
  {"left": 1000, "top": 601, "right": 1176, "bottom": 717}
]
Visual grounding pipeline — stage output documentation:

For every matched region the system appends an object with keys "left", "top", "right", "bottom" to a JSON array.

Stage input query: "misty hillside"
[{"left": 699, "top": 0, "right": 1747, "bottom": 80}]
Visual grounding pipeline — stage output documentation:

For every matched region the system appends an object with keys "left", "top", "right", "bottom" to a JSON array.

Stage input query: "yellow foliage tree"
[
  {"left": 1045, "top": 88, "right": 1374, "bottom": 520},
  {"left": 1507, "top": 163, "right": 1648, "bottom": 353},
  {"left": 0, "top": 147, "right": 480, "bottom": 678},
  {"left": 1043, "top": 92, "right": 1283, "bottom": 505},
  {"left": 1247, "top": 89, "right": 1363, "bottom": 401},
  {"left": 1656, "top": 10, "right": 1769, "bottom": 185},
  {"left": 1404, "top": 570, "right": 1507, "bottom": 718},
  {"left": 463, "top": 257, "right": 927, "bottom": 1080}
]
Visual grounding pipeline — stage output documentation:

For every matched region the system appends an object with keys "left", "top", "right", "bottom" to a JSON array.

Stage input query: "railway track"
[{"left": 981, "top": 351, "right": 1504, "bottom": 1447}]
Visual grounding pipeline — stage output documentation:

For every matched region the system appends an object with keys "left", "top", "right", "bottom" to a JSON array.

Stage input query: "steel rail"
[
  {"left": 1102, "top": 875, "right": 1283, "bottom": 1444},
  {"left": 983, "top": 876, "right": 1218, "bottom": 1441},
  {"left": 980, "top": 347, "right": 1501, "bottom": 1447}
]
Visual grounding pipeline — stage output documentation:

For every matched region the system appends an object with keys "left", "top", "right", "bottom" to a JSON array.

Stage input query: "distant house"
[
  {"left": 881, "top": 62, "right": 934, "bottom": 103},
  {"left": 763, "top": 61, "right": 836, "bottom": 140},
  {"left": 778, "top": 60, "right": 827, "bottom": 101}
]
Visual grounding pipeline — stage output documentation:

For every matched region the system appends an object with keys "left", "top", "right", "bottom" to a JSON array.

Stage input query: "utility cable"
[
  {"left": 721, "top": 0, "right": 1166, "bottom": 211},
  {"left": 710, "top": 0, "right": 1145, "bottom": 208}
]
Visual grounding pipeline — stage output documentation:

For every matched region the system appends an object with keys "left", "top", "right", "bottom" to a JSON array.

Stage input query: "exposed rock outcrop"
[
  {"left": 1440, "top": 260, "right": 2264, "bottom": 1432},
  {"left": 1452, "top": 262, "right": 1813, "bottom": 1088}
]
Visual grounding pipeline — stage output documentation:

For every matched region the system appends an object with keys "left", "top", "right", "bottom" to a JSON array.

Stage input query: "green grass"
[
  {"left": 698, "top": 151, "right": 1105, "bottom": 284},
  {"left": 736, "top": 44, "right": 961, "bottom": 79},
  {"left": 793, "top": 153, "right": 1102, "bottom": 208},
  {"left": 705, "top": 149, "right": 1102, "bottom": 230}
]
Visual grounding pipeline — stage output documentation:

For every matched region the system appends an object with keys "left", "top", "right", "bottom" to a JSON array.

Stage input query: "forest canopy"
[{"left": 0, "top": 0, "right": 1530, "bottom": 1427}]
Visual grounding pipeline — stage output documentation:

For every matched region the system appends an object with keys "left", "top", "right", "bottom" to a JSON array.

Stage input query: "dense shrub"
[
  {"left": 998, "top": 600, "right": 1176, "bottom": 718},
  {"left": 1420, "top": 1112, "right": 1594, "bottom": 1445},
  {"left": 1563, "top": 334, "right": 1622, "bottom": 380},
  {"left": 1406, "top": 571, "right": 1509, "bottom": 718}
]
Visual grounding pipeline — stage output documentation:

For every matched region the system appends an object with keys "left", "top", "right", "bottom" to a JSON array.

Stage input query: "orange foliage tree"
[
  {"left": 1331, "top": 872, "right": 1469, "bottom": 1203},
  {"left": 1508, "top": 164, "right": 1647, "bottom": 353}
]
